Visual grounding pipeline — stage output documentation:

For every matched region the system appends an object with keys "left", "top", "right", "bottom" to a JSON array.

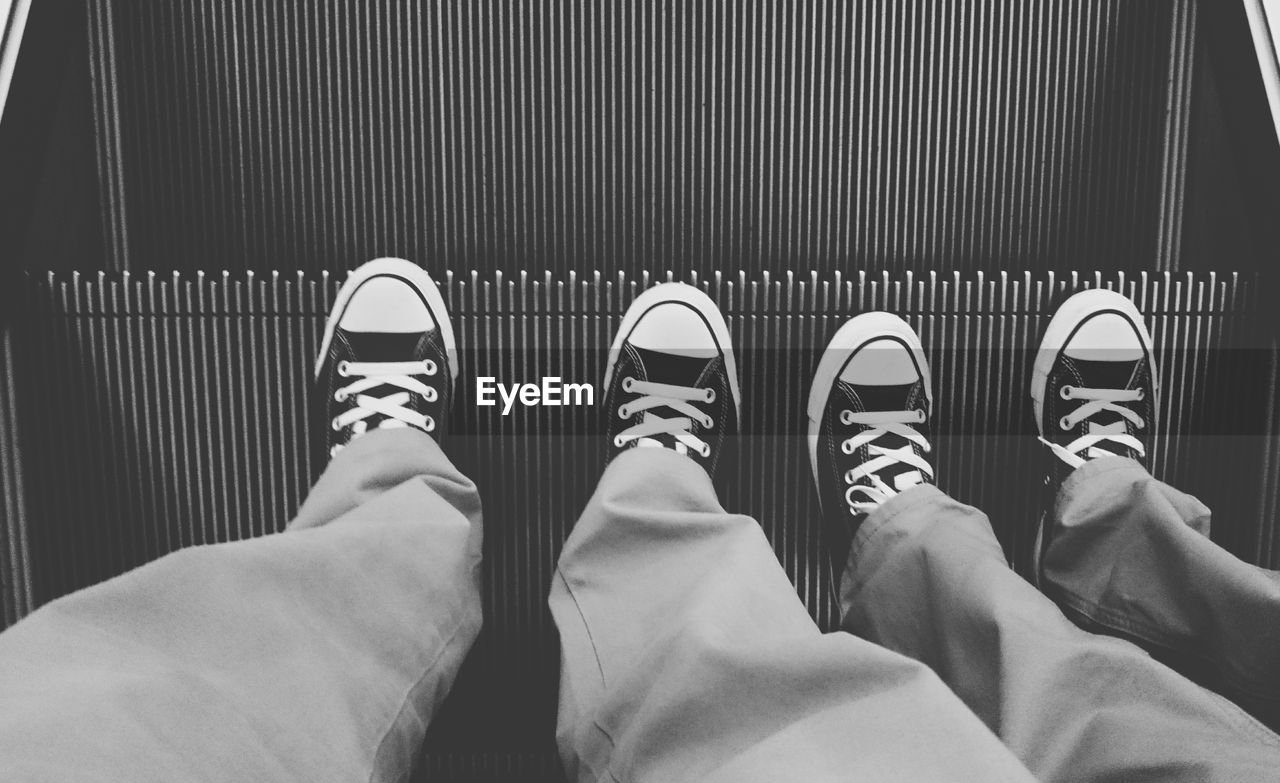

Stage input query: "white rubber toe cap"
[
  {"left": 839, "top": 337, "right": 922, "bottom": 386},
  {"left": 1061, "top": 312, "right": 1145, "bottom": 362},
  {"left": 338, "top": 276, "right": 437, "bottom": 333},
  {"left": 626, "top": 301, "right": 718, "bottom": 358}
]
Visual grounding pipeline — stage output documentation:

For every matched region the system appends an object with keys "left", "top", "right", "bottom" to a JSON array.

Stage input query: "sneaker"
[
  {"left": 315, "top": 258, "right": 458, "bottom": 458},
  {"left": 807, "top": 312, "right": 935, "bottom": 574},
  {"left": 1030, "top": 288, "right": 1158, "bottom": 578},
  {"left": 603, "top": 283, "right": 741, "bottom": 477}
]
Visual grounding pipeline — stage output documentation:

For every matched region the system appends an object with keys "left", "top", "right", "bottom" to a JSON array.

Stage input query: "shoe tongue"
[
  {"left": 840, "top": 382, "right": 925, "bottom": 492},
  {"left": 629, "top": 347, "right": 715, "bottom": 454},
  {"left": 1068, "top": 358, "right": 1141, "bottom": 459},
  {"left": 341, "top": 330, "right": 428, "bottom": 363},
  {"left": 335, "top": 330, "right": 435, "bottom": 434},
  {"left": 1072, "top": 357, "right": 1139, "bottom": 392},
  {"left": 632, "top": 346, "right": 714, "bottom": 385},
  {"left": 849, "top": 382, "right": 916, "bottom": 414}
]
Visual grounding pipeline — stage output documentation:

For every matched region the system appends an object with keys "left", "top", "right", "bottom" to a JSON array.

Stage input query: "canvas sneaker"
[
  {"left": 315, "top": 257, "right": 458, "bottom": 458},
  {"left": 807, "top": 312, "right": 935, "bottom": 574},
  {"left": 1030, "top": 288, "right": 1158, "bottom": 580},
  {"left": 603, "top": 283, "right": 741, "bottom": 478}
]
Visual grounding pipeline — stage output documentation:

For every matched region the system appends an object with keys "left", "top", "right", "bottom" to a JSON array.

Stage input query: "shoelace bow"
[
  {"left": 841, "top": 408, "right": 933, "bottom": 514},
  {"left": 613, "top": 376, "right": 717, "bottom": 458},
  {"left": 330, "top": 359, "right": 439, "bottom": 456},
  {"left": 1040, "top": 385, "right": 1146, "bottom": 469}
]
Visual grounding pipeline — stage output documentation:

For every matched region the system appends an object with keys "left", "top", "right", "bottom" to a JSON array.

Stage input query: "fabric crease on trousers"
[{"left": 2, "top": 434, "right": 1279, "bottom": 783}]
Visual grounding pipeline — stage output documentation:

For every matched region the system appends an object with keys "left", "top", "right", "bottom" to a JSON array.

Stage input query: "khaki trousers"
[
  {"left": 555, "top": 450, "right": 1280, "bottom": 782},
  {"left": 1, "top": 431, "right": 1277, "bottom": 782},
  {"left": 0, "top": 429, "right": 483, "bottom": 782}
]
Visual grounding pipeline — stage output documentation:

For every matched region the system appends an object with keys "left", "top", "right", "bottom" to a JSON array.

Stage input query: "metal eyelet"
[
  {"left": 330, "top": 417, "right": 342, "bottom": 431},
  {"left": 841, "top": 439, "right": 854, "bottom": 454},
  {"left": 424, "top": 416, "right": 436, "bottom": 433},
  {"left": 704, "top": 388, "right": 716, "bottom": 403},
  {"left": 915, "top": 409, "right": 927, "bottom": 423},
  {"left": 622, "top": 377, "right": 635, "bottom": 392},
  {"left": 1135, "top": 388, "right": 1145, "bottom": 400},
  {"left": 424, "top": 359, "right": 438, "bottom": 376},
  {"left": 839, "top": 410, "right": 855, "bottom": 425},
  {"left": 337, "top": 360, "right": 351, "bottom": 377},
  {"left": 1060, "top": 385, "right": 1074, "bottom": 400},
  {"left": 333, "top": 390, "right": 347, "bottom": 403},
  {"left": 701, "top": 415, "right": 714, "bottom": 429},
  {"left": 1059, "top": 415, "right": 1072, "bottom": 431},
  {"left": 613, "top": 435, "right": 625, "bottom": 447},
  {"left": 698, "top": 443, "right": 711, "bottom": 457},
  {"left": 425, "top": 388, "right": 438, "bottom": 402}
]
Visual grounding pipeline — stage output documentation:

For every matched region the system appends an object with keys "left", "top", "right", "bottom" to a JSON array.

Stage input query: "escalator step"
[{"left": 83, "top": 1, "right": 1200, "bottom": 275}]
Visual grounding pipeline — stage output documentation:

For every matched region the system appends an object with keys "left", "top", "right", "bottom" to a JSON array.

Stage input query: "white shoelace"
[
  {"left": 841, "top": 409, "right": 933, "bottom": 514},
  {"left": 1040, "top": 385, "right": 1146, "bottom": 469},
  {"left": 330, "top": 359, "right": 438, "bottom": 456},
  {"left": 613, "top": 376, "right": 716, "bottom": 457}
]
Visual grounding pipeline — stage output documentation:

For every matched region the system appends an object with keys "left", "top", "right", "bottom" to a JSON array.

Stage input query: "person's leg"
[
  {"left": 0, "top": 429, "right": 481, "bottom": 783},
  {"left": 550, "top": 285, "right": 1033, "bottom": 783},
  {"left": 832, "top": 292, "right": 1280, "bottom": 781},
  {"left": 1033, "top": 288, "right": 1280, "bottom": 724},
  {"left": 1042, "top": 457, "right": 1280, "bottom": 728},
  {"left": 842, "top": 485, "right": 1280, "bottom": 782},
  {"left": 0, "top": 259, "right": 482, "bottom": 783},
  {"left": 1024, "top": 291, "right": 1280, "bottom": 725}
]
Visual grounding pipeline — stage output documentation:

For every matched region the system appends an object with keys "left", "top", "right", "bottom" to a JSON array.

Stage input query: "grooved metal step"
[
  {"left": 81, "top": 0, "right": 1200, "bottom": 275},
  {"left": 1, "top": 268, "right": 1273, "bottom": 781}
]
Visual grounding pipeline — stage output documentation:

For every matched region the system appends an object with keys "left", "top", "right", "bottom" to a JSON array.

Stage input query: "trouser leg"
[
  {"left": 842, "top": 481, "right": 1280, "bottom": 782},
  {"left": 550, "top": 448, "right": 1033, "bottom": 783},
  {"left": 0, "top": 428, "right": 483, "bottom": 783},
  {"left": 1042, "top": 455, "right": 1280, "bottom": 728}
]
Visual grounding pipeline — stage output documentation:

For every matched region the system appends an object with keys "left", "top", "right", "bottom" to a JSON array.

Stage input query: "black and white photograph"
[{"left": 2, "top": 1, "right": 1280, "bottom": 781}]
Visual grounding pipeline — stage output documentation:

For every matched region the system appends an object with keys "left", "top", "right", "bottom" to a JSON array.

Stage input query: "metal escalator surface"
[{"left": 81, "top": 0, "right": 1202, "bottom": 275}]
